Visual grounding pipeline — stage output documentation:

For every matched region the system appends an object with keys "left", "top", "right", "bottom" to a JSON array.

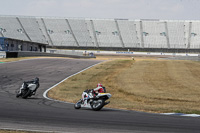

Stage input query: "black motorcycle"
[{"left": 16, "top": 77, "right": 40, "bottom": 99}]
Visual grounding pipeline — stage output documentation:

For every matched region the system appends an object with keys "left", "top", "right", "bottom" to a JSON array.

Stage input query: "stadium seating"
[
  {"left": 68, "top": 19, "right": 93, "bottom": 47},
  {"left": 190, "top": 22, "right": 200, "bottom": 49},
  {"left": 41, "top": 18, "right": 76, "bottom": 46},
  {"left": 0, "top": 16, "right": 28, "bottom": 41},
  {"left": 18, "top": 17, "right": 46, "bottom": 44},
  {"left": 142, "top": 21, "right": 168, "bottom": 48},
  {"left": 85, "top": 20, "right": 97, "bottom": 47},
  {"left": 35, "top": 18, "right": 52, "bottom": 45},
  {"left": 117, "top": 20, "right": 139, "bottom": 48},
  {"left": 92, "top": 19, "right": 122, "bottom": 47},
  {"left": 167, "top": 21, "right": 185, "bottom": 48},
  {"left": 0, "top": 15, "right": 200, "bottom": 50}
]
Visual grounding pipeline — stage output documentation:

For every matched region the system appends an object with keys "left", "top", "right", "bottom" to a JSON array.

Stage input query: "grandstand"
[{"left": 0, "top": 15, "right": 200, "bottom": 53}]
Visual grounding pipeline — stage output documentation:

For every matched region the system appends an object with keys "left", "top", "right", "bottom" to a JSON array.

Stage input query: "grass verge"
[{"left": 48, "top": 57, "right": 200, "bottom": 114}]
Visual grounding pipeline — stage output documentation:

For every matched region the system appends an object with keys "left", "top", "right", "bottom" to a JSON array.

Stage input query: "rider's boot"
[
  {"left": 16, "top": 92, "right": 21, "bottom": 98},
  {"left": 32, "top": 91, "right": 36, "bottom": 95}
]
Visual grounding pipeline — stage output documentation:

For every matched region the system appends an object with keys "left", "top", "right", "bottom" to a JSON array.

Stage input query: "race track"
[{"left": 0, "top": 58, "right": 200, "bottom": 133}]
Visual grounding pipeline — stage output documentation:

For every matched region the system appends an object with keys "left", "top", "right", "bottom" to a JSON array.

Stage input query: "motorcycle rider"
[
  {"left": 16, "top": 77, "right": 40, "bottom": 97},
  {"left": 93, "top": 83, "right": 105, "bottom": 94},
  {"left": 32, "top": 77, "right": 40, "bottom": 95}
]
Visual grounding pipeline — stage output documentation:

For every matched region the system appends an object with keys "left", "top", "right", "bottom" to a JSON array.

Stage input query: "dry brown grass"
[
  {"left": 48, "top": 57, "right": 200, "bottom": 114},
  {"left": 115, "top": 59, "right": 200, "bottom": 113}
]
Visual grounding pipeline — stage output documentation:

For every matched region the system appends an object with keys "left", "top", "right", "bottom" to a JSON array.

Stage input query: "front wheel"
[
  {"left": 16, "top": 90, "right": 21, "bottom": 98},
  {"left": 91, "top": 99, "right": 105, "bottom": 111},
  {"left": 21, "top": 89, "right": 31, "bottom": 99},
  {"left": 74, "top": 99, "right": 82, "bottom": 109}
]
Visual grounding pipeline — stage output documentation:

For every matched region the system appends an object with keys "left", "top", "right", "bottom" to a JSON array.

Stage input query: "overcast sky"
[{"left": 0, "top": 0, "right": 199, "bottom": 20}]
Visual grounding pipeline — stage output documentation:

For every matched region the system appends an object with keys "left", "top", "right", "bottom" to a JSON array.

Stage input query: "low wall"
[
  {"left": 72, "top": 50, "right": 200, "bottom": 57},
  {"left": 47, "top": 46, "right": 200, "bottom": 53},
  {"left": 0, "top": 51, "right": 6, "bottom": 58},
  {"left": 46, "top": 49, "right": 83, "bottom": 56},
  {"left": 6, "top": 51, "right": 95, "bottom": 58}
]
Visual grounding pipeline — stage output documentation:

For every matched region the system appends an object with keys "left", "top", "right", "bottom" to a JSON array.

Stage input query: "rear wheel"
[
  {"left": 91, "top": 99, "right": 105, "bottom": 111},
  {"left": 21, "top": 89, "right": 31, "bottom": 99}
]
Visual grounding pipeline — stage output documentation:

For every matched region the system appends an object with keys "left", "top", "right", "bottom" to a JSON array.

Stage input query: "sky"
[{"left": 0, "top": 0, "right": 200, "bottom": 20}]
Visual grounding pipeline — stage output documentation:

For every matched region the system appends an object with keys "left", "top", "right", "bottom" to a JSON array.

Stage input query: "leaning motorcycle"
[
  {"left": 16, "top": 77, "right": 39, "bottom": 99},
  {"left": 74, "top": 89, "right": 111, "bottom": 111}
]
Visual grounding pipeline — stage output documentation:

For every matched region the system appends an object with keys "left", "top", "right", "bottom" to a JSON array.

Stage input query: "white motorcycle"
[
  {"left": 74, "top": 89, "right": 111, "bottom": 111},
  {"left": 16, "top": 77, "right": 40, "bottom": 99}
]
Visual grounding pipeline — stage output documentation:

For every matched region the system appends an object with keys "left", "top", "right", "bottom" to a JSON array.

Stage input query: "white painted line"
[
  {"left": 43, "top": 61, "right": 103, "bottom": 104},
  {"left": 161, "top": 113, "right": 200, "bottom": 117},
  {"left": 183, "top": 114, "right": 200, "bottom": 117},
  {"left": 162, "top": 113, "right": 176, "bottom": 115}
]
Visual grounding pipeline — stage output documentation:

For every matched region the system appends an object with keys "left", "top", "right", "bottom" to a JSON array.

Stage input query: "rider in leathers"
[{"left": 16, "top": 77, "right": 39, "bottom": 97}]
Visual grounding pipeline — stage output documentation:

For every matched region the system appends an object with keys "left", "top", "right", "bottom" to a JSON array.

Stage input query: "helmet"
[
  {"left": 97, "top": 83, "right": 102, "bottom": 87},
  {"left": 34, "top": 77, "right": 39, "bottom": 83}
]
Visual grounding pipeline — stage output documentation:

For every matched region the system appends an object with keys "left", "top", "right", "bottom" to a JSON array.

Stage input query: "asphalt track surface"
[{"left": 0, "top": 58, "right": 200, "bottom": 133}]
